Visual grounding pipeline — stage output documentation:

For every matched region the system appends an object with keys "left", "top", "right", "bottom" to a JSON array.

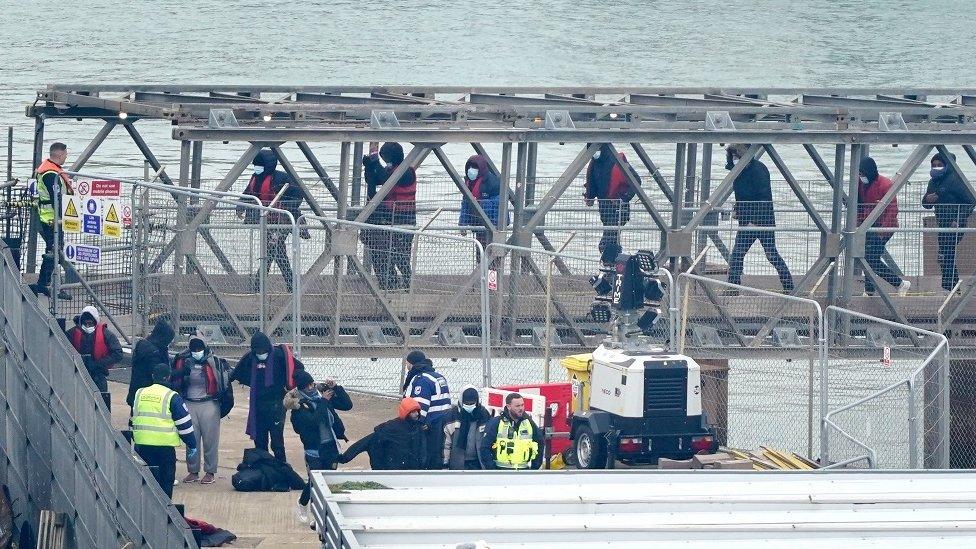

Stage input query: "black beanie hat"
[
  {"left": 294, "top": 370, "right": 315, "bottom": 389},
  {"left": 405, "top": 350, "right": 427, "bottom": 365},
  {"left": 461, "top": 387, "right": 479, "bottom": 404}
]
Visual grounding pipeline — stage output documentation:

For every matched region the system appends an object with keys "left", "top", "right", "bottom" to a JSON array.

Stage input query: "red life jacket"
[
  {"left": 246, "top": 174, "right": 276, "bottom": 206},
  {"left": 282, "top": 344, "right": 297, "bottom": 389},
  {"left": 71, "top": 324, "right": 109, "bottom": 361},
  {"left": 606, "top": 156, "right": 631, "bottom": 200},
  {"left": 173, "top": 355, "right": 219, "bottom": 396},
  {"left": 383, "top": 166, "right": 417, "bottom": 211}
]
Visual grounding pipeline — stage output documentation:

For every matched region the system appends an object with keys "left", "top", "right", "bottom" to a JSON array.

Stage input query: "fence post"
[{"left": 908, "top": 377, "right": 919, "bottom": 469}]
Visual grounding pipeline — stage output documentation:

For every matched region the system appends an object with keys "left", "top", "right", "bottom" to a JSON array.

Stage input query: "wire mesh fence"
[
  {"left": 297, "top": 214, "right": 486, "bottom": 395},
  {"left": 823, "top": 307, "right": 949, "bottom": 469},
  {"left": 677, "top": 273, "right": 824, "bottom": 460}
]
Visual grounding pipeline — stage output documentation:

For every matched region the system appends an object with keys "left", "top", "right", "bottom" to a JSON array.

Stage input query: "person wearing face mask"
[
  {"left": 338, "top": 398, "right": 427, "bottom": 470},
  {"left": 857, "top": 156, "right": 909, "bottom": 297},
  {"left": 923, "top": 151, "right": 976, "bottom": 292},
  {"left": 65, "top": 305, "right": 123, "bottom": 409},
  {"left": 583, "top": 143, "right": 641, "bottom": 263},
  {"left": 128, "top": 316, "right": 176, "bottom": 410},
  {"left": 171, "top": 337, "right": 230, "bottom": 485},
  {"left": 725, "top": 143, "right": 794, "bottom": 294},
  {"left": 459, "top": 155, "right": 506, "bottom": 252},
  {"left": 283, "top": 371, "right": 352, "bottom": 521},
  {"left": 237, "top": 149, "right": 311, "bottom": 294},
  {"left": 361, "top": 142, "right": 418, "bottom": 290},
  {"left": 231, "top": 331, "right": 304, "bottom": 463},
  {"left": 442, "top": 386, "right": 491, "bottom": 470}
]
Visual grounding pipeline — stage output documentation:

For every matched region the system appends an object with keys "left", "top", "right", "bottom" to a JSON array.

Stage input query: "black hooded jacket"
[
  {"left": 341, "top": 417, "right": 427, "bottom": 470},
  {"left": 239, "top": 149, "right": 306, "bottom": 224},
  {"left": 362, "top": 143, "right": 417, "bottom": 225},
  {"left": 731, "top": 159, "right": 776, "bottom": 226},
  {"left": 127, "top": 319, "right": 175, "bottom": 406},
  {"left": 231, "top": 331, "right": 305, "bottom": 404},
  {"left": 923, "top": 151, "right": 975, "bottom": 227}
]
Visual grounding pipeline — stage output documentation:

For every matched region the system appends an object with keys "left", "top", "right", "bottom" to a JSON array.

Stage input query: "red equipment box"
[{"left": 496, "top": 382, "right": 573, "bottom": 455}]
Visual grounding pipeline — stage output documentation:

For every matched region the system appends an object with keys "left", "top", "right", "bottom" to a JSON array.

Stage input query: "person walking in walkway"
[
  {"left": 338, "top": 398, "right": 427, "bottom": 470},
  {"left": 923, "top": 151, "right": 976, "bottom": 293},
  {"left": 725, "top": 143, "right": 794, "bottom": 293},
  {"left": 29, "top": 142, "right": 73, "bottom": 300},
  {"left": 171, "top": 337, "right": 230, "bottom": 485},
  {"left": 131, "top": 364, "right": 197, "bottom": 500},
  {"left": 480, "top": 392, "right": 544, "bottom": 470},
  {"left": 127, "top": 317, "right": 175, "bottom": 410},
  {"left": 402, "top": 350, "right": 451, "bottom": 469},
  {"left": 238, "top": 149, "right": 311, "bottom": 294},
  {"left": 584, "top": 143, "right": 641, "bottom": 262},
  {"left": 65, "top": 305, "right": 123, "bottom": 409},
  {"left": 362, "top": 142, "right": 418, "bottom": 289},
  {"left": 459, "top": 154, "right": 505, "bottom": 251},
  {"left": 284, "top": 371, "right": 352, "bottom": 521},
  {"left": 858, "top": 156, "right": 910, "bottom": 297},
  {"left": 231, "top": 331, "right": 303, "bottom": 463},
  {"left": 442, "top": 385, "right": 490, "bottom": 470}
]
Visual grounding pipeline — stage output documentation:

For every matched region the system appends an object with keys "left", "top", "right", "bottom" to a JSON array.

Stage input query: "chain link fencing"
[
  {"left": 677, "top": 272, "right": 825, "bottom": 460},
  {"left": 0, "top": 246, "right": 196, "bottom": 548},
  {"left": 822, "top": 307, "right": 949, "bottom": 469},
  {"left": 296, "top": 214, "right": 486, "bottom": 396}
]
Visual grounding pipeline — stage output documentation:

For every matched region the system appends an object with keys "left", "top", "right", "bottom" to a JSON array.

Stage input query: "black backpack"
[{"left": 231, "top": 468, "right": 265, "bottom": 492}]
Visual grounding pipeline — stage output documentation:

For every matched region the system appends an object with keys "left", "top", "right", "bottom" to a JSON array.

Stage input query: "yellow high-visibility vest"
[
  {"left": 132, "top": 384, "right": 181, "bottom": 447},
  {"left": 493, "top": 416, "right": 538, "bottom": 470}
]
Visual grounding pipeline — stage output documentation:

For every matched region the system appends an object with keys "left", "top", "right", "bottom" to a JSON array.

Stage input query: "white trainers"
[
  {"left": 295, "top": 503, "right": 309, "bottom": 524},
  {"left": 898, "top": 280, "right": 911, "bottom": 297}
]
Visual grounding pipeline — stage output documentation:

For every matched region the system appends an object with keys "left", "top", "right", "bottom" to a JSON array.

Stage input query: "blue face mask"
[
  {"left": 467, "top": 167, "right": 479, "bottom": 180},
  {"left": 254, "top": 165, "right": 265, "bottom": 175},
  {"left": 931, "top": 166, "right": 945, "bottom": 178}
]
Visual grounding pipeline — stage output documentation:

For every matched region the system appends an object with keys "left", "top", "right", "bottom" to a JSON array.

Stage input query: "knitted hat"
[
  {"left": 398, "top": 397, "right": 421, "bottom": 420},
  {"left": 405, "top": 350, "right": 427, "bottom": 365},
  {"left": 294, "top": 370, "right": 315, "bottom": 389}
]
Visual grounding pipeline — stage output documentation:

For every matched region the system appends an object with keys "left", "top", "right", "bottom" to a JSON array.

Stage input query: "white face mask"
[
  {"left": 731, "top": 156, "right": 739, "bottom": 166},
  {"left": 859, "top": 175, "right": 869, "bottom": 184},
  {"left": 461, "top": 403, "right": 476, "bottom": 413},
  {"left": 81, "top": 325, "right": 96, "bottom": 334},
  {"left": 467, "top": 167, "right": 479, "bottom": 180},
  {"left": 255, "top": 352, "right": 269, "bottom": 361},
  {"left": 592, "top": 150, "right": 602, "bottom": 160},
  {"left": 254, "top": 165, "right": 265, "bottom": 175},
  {"left": 191, "top": 350, "right": 205, "bottom": 361}
]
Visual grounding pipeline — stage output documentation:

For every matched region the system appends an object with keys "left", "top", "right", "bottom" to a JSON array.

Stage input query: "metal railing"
[{"left": 0, "top": 244, "right": 196, "bottom": 548}]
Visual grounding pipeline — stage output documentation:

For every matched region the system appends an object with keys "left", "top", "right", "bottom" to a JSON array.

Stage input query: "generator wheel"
[{"left": 574, "top": 425, "right": 607, "bottom": 469}]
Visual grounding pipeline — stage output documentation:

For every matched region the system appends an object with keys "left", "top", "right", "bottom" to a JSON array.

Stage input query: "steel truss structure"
[{"left": 26, "top": 85, "right": 976, "bottom": 353}]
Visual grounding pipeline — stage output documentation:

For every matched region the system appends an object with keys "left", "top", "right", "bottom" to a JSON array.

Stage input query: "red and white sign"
[
  {"left": 121, "top": 204, "right": 132, "bottom": 227},
  {"left": 76, "top": 179, "right": 91, "bottom": 197},
  {"left": 487, "top": 269, "right": 498, "bottom": 291},
  {"left": 882, "top": 346, "right": 892, "bottom": 367},
  {"left": 91, "top": 179, "right": 121, "bottom": 198}
]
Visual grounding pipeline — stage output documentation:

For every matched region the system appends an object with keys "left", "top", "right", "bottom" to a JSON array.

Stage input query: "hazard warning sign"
[
  {"left": 105, "top": 202, "right": 120, "bottom": 224},
  {"left": 62, "top": 195, "right": 80, "bottom": 233}
]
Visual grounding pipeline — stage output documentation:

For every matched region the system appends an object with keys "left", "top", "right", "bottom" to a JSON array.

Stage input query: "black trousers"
[
  {"left": 597, "top": 200, "right": 629, "bottom": 258},
  {"left": 938, "top": 230, "right": 965, "bottom": 291},
  {"left": 265, "top": 231, "right": 294, "bottom": 293},
  {"left": 37, "top": 222, "right": 62, "bottom": 289},
  {"left": 864, "top": 233, "right": 902, "bottom": 293},
  {"left": 728, "top": 228, "right": 794, "bottom": 291},
  {"left": 299, "top": 444, "right": 340, "bottom": 506},
  {"left": 254, "top": 400, "right": 287, "bottom": 463},
  {"left": 362, "top": 227, "right": 413, "bottom": 289},
  {"left": 424, "top": 422, "right": 445, "bottom": 470},
  {"left": 136, "top": 445, "right": 176, "bottom": 499}
]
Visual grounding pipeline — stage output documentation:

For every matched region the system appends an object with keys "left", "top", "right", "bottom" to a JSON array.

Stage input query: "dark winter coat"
[
  {"left": 238, "top": 149, "right": 306, "bottom": 225},
  {"left": 171, "top": 344, "right": 230, "bottom": 401},
  {"left": 65, "top": 324, "right": 123, "bottom": 379},
  {"left": 231, "top": 338, "right": 304, "bottom": 406},
  {"left": 127, "top": 320, "right": 175, "bottom": 407},
  {"left": 584, "top": 144, "right": 640, "bottom": 202},
  {"left": 732, "top": 159, "right": 776, "bottom": 226},
  {"left": 283, "top": 385, "right": 352, "bottom": 451},
  {"left": 341, "top": 418, "right": 427, "bottom": 470},
  {"left": 442, "top": 405, "right": 491, "bottom": 469},
  {"left": 459, "top": 155, "right": 505, "bottom": 228},
  {"left": 363, "top": 145, "right": 417, "bottom": 225},
  {"left": 923, "top": 151, "right": 975, "bottom": 228}
]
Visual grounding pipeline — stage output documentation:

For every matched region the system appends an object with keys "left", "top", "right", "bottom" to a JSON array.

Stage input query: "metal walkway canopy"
[
  {"left": 311, "top": 470, "right": 976, "bottom": 548},
  {"left": 29, "top": 85, "right": 976, "bottom": 143}
]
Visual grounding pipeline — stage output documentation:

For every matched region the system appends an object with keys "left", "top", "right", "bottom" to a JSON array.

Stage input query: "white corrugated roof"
[{"left": 310, "top": 470, "right": 976, "bottom": 548}]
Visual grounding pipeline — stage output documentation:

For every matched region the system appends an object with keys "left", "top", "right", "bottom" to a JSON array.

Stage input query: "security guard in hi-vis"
[
  {"left": 480, "top": 392, "right": 544, "bottom": 470},
  {"left": 131, "top": 364, "right": 198, "bottom": 499}
]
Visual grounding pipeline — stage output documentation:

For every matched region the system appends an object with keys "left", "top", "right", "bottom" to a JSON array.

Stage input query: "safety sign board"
[
  {"left": 83, "top": 214, "right": 102, "bottom": 235},
  {"left": 76, "top": 179, "right": 91, "bottom": 197},
  {"left": 103, "top": 199, "right": 121, "bottom": 238},
  {"left": 62, "top": 195, "right": 81, "bottom": 233},
  {"left": 488, "top": 269, "right": 498, "bottom": 291},
  {"left": 64, "top": 243, "right": 100, "bottom": 265},
  {"left": 91, "top": 179, "right": 121, "bottom": 197},
  {"left": 85, "top": 198, "right": 99, "bottom": 215},
  {"left": 121, "top": 204, "right": 132, "bottom": 227},
  {"left": 882, "top": 346, "right": 892, "bottom": 367}
]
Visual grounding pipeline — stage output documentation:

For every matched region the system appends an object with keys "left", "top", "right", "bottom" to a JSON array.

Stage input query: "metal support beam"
[
  {"left": 69, "top": 120, "right": 116, "bottom": 172},
  {"left": 297, "top": 141, "right": 341, "bottom": 202},
  {"left": 270, "top": 145, "right": 328, "bottom": 216},
  {"left": 683, "top": 144, "right": 764, "bottom": 231},
  {"left": 432, "top": 146, "right": 493, "bottom": 229},
  {"left": 630, "top": 143, "right": 675, "bottom": 202},
  {"left": 26, "top": 116, "right": 44, "bottom": 272},
  {"left": 763, "top": 144, "right": 830, "bottom": 234},
  {"left": 524, "top": 143, "right": 599, "bottom": 231},
  {"left": 123, "top": 122, "right": 175, "bottom": 186},
  {"left": 353, "top": 145, "right": 431, "bottom": 223},
  {"left": 936, "top": 145, "right": 976, "bottom": 202}
]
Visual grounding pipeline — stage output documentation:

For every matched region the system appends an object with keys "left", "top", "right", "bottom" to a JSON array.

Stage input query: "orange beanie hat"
[{"left": 398, "top": 397, "right": 421, "bottom": 420}]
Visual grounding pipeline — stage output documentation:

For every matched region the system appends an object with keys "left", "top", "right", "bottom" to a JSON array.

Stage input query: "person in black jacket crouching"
[{"left": 338, "top": 398, "right": 427, "bottom": 470}]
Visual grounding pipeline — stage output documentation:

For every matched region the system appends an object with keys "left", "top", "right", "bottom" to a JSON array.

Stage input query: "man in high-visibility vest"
[
  {"left": 480, "top": 392, "right": 544, "bottom": 470},
  {"left": 131, "top": 364, "right": 198, "bottom": 499},
  {"left": 29, "top": 141, "right": 73, "bottom": 300}
]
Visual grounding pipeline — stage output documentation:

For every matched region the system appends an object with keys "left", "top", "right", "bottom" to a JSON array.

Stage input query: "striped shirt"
[{"left": 405, "top": 369, "right": 451, "bottom": 426}]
